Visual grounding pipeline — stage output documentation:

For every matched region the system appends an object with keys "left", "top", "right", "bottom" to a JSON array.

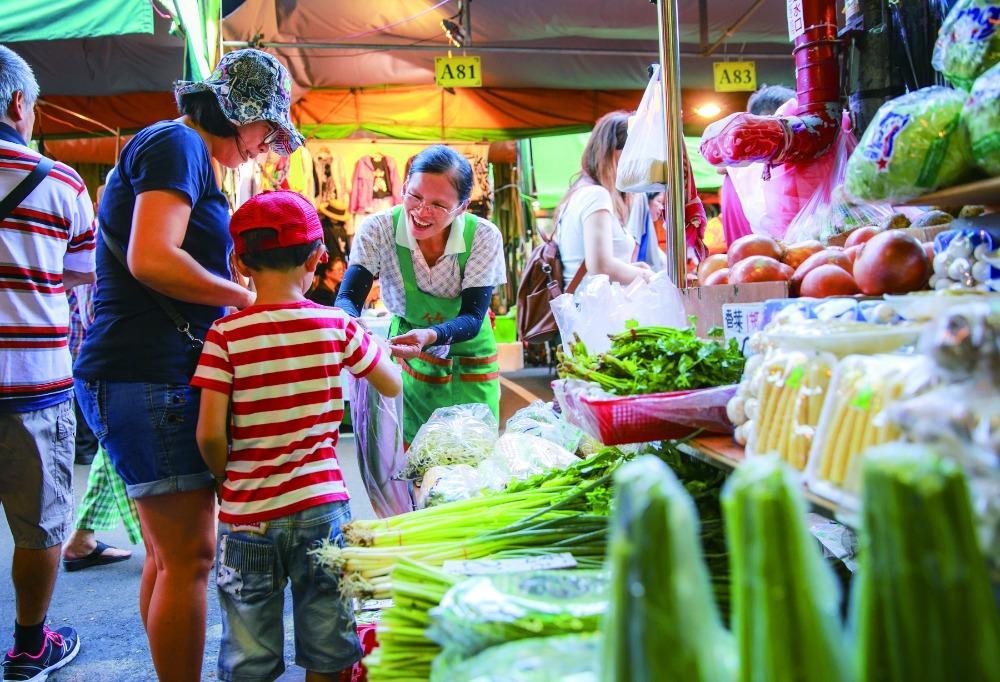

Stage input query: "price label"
[
  {"left": 442, "top": 552, "right": 577, "bottom": 576},
  {"left": 352, "top": 598, "right": 394, "bottom": 612},
  {"left": 713, "top": 61, "right": 757, "bottom": 92},
  {"left": 435, "top": 56, "right": 482, "bottom": 88},
  {"left": 722, "top": 302, "right": 767, "bottom": 355}
]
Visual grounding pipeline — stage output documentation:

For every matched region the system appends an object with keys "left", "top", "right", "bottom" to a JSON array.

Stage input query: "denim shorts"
[
  {"left": 215, "top": 501, "right": 362, "bottom": 681},
  {"left": 74, "top": 379, "right": 214, "bottom": 499},
  {"left": 0, "top": 399, "right": 75, "bottom": 548}
]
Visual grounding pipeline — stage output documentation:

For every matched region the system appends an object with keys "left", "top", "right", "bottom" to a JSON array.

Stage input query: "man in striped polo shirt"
[{"left": 0, "top": 45, "right": 94, "bottom": 679}]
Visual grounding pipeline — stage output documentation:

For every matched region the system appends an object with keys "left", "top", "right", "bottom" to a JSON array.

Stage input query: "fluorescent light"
[{"left": 694, "top": 103, "right": 722, "bottom": 119}]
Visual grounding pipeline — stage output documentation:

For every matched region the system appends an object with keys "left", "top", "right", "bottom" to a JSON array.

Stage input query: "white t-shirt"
[{"left": 555, "top": 184, "right": 635, "bottom": 288}]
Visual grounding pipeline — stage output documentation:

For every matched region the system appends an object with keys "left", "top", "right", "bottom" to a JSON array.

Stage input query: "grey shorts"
[{"left": 0, "top": 399, "right": 76, "bottom": 549}]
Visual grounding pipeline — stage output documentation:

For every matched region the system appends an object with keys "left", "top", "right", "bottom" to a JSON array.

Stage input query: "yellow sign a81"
[
  {"left": 435, "top": 56, "right": 482, "bottom": 88},
  {"left": 713, "top": 61, "right": 757, "bottom": 92}
]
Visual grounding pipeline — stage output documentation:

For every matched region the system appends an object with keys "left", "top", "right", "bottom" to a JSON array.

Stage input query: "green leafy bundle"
[
  {"left": 558, "top": 324, "right": 745, "bottom": 395},
  {"left": 852, "top": 444, "right": 1000, "bottom": 682}
]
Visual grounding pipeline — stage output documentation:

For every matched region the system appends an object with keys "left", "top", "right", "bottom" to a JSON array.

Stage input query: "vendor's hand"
[{"left": 390, "top": 328, "right": 437, "bottom": 360}]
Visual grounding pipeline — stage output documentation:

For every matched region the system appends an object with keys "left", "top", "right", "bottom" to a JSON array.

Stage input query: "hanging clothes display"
[
  {"left": 349, "top": 152, "right": 401, "bottom": 214},
  {"left": 313, "top": 146, "right": 347, "bottom": 204},
  {"left": 285, "top": 145, "right": 315, "bottom": 199}
]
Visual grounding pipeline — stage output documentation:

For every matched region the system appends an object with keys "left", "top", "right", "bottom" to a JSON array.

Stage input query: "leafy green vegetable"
[
  {"left": 852, "top": 444, "right": 1000, "bottom": 682},
  {"left": 558, "top": 323, "right": 745, "bottom": 395},
  {"left": 602, "top": 456, "right": 734, "bottom": 682},
  {"left": 426, "top": 569, "right": 608, "bottom": 666},
  {"left": 722, "top": 457, "right": 851, "bottom": 682},
  {"left": 963, "top": 62, "right": 1000, "bottom": 176},
  {"left": 845, "top": 86, "right": 974, "bottom": 202},
  {"left": 932, "top": 0, "right": 1000, "bottom": 90}
]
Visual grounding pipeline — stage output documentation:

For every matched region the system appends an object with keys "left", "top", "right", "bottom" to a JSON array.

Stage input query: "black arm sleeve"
[
  {"left": 429, "top": 286, "right": 494, "bottom": 346},
  {"left": 334, "top": 264, "right": 374, "bottom": 318}
]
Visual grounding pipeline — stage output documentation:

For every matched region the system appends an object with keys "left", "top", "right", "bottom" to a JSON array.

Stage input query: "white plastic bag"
[
  {"left": 616, "top": 66, "right": 667, "bottom": 193},
  {"left": 551, "top": 271, "right": 687, "bottom": 356},
  {"left": 398, "top": 403, "right": 498, "bottom": 482}
]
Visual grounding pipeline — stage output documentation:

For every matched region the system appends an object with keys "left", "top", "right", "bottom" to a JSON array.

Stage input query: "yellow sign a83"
[
  {"left": 713, "top": 61, "right": 757, "bottom": 93},
  {"left": 435, "top": 56, "right": 482, "bottom": 88}
]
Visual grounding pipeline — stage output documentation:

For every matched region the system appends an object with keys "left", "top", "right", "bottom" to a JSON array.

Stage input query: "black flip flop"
[{"left": 62, "top": 541, "right": 131, "bottom": 572}]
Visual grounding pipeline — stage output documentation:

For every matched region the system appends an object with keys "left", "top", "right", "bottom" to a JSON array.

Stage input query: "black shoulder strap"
[
  {"left": 0, "top": 156, "right": 54, "bottom": 223},
  {"left": 101, "top": 230, "right": 204, "bottom": 348}
]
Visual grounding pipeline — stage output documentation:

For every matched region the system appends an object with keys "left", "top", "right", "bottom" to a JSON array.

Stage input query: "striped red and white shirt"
[
  {"left": 0, "top": 127, "right": 96, "bottom": 412},
  {"left": 191, "top": 301, "right": 382, "bottom": 524}
]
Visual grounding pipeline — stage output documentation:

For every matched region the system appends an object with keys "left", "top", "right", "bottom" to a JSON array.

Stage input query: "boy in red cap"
[{"left": 191, "top": 190, "right": 401, "bottom": 682}]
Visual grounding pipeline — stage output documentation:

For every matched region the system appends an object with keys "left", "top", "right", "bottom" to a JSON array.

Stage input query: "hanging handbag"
[{"left": 515, "top": 220, "right": 586, "bottom": 344}]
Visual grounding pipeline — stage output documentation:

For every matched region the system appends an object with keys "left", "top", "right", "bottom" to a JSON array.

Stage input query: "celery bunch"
[
  {"left": 853, "top": 445, "right": 1000, "bottom": 682},
  {"left": 723, "top": 457, "right": 851, "bottom": 682},
  {"left": 602, "top": 456, "right": 734, "bottom": 682}
]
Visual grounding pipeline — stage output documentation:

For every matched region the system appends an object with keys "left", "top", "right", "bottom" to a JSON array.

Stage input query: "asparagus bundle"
[
  {"left": 362, "top": 559, "right": 459, "bottom": 681},
  {"left": 722, "top": 456, "right": 851, "bottom": 682},
  {"left": 853, "top": 444, "right": 1000, "bottom": 682},
  {"left": 601, "top": 456, "right": 734, "bottom": 682}
]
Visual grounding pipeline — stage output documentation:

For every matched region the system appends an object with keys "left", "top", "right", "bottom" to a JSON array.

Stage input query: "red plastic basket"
[{"left": 554, "top": 381, "right": 737, "bottom": 446}]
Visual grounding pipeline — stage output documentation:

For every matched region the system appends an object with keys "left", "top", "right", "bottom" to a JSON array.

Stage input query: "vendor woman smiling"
[{"left": 335, "top": 145, "right": 506, "bottom": 443}]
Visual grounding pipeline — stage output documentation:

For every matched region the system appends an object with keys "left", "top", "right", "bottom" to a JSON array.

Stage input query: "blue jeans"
[
  {"left": 74, "top": 380, "right": 214, "bottom": 498},
  {"left": 216, "top": 501, "right": 362, "bottom": 681}
]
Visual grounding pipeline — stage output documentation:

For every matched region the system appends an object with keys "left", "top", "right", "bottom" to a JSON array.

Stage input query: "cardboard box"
[{"left": 679, "top": 281, "right": 789, "bottom": 337}]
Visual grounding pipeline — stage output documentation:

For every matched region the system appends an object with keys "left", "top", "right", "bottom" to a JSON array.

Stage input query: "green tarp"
[
  {"left": 0, "top": 0, "right": 153, "bottom": 43},
  {"left": 531, "top": 132, "right": 721, "bottom": 209}
]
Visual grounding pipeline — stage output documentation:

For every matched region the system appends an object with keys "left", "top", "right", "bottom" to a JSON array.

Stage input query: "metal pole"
[{"left": 654, "top": 0, "right": 687, "bottom": 287}]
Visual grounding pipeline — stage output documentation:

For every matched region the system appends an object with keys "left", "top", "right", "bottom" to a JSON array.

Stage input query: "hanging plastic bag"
[
  {"left": 616, "top": 65, "right": 668, "bottom": 193},
  {"left": 784, "top": 121, "right": 894, "bottom": 244},
  {"left": 550, "top": 271, "right": 687, "bottom": 357},
  {"left": 347, "top": 373, "right": 413, "bottom": 518}
]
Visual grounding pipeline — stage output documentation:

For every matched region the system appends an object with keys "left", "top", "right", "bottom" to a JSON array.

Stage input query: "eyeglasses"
[
  {"left": 403, "top": 192, "right": 461, "bottom": 219},
  {"left": 261, "top": 123, "right": 281, "bottom": 148}
]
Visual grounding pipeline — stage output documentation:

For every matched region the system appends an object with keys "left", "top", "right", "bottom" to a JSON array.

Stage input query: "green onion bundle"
[
  {"left": 602, "top": 456, "right": 734, "bottom": 682},
  {"left": 362, "top": 559, "right": 459, "bottom": 681},
  {"left": 723, "top": 456, "right": 851, "bottom": 682},
  {"left": 852, "top": 444, "right": 1000, "bottom": 682}
]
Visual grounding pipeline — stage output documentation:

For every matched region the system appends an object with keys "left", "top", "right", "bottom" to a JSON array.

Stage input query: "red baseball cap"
[{"left": 230, "top": 190, "right": 324, "bottom": 257}]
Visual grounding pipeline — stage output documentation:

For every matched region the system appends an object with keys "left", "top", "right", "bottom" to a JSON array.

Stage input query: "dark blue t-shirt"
[{"left": 74, "top": 120, "right": 231, "bottom": 383}]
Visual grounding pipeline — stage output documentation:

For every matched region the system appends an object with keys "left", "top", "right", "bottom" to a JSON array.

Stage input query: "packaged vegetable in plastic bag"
[
  {"left": 783, "top": 123, "right": 894, "bottom": 244},
  {"left": 845, "top": 86, "right": 975, "bottom": 202},
  {"left": 416, "top": 464, "right": 487, "bottom": 509},
  {"left": 852, "top": 445, "right": 1000, "bottom": 682},
  {"left": 427, "top": 570, "right": 608, "bottom": 661},
  {"left": 477, "top": 433, "right": 580, "bottom": 491},
  {"left": 602, "top": 456, "right": 734, "bottom": 682},
  {"left": 963, "top": 62, "right": 1000, "bottom": 176},
  {"left": 505, "top": 400, "right": 585, "bottom": 454},
  {"left": 722, "top": 456, "right": 851, "bottom": 682},
  {"left": 398, "top": 403, "right": 498, "bottom": 482},
  {"left": 437, "top": 633, "right": 601, "bottom": 682},
  {"left": 932, "top": 0, "right": 1000, "bottom": 90}
]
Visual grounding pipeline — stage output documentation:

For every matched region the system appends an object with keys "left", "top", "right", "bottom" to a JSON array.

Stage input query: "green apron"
[{"left": 388, "top": 206, "right": 500, "bottom": 444}]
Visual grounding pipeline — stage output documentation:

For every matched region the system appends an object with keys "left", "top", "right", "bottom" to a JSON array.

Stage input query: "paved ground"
[{"left": 0, "top": 368, "right": 554, "bottom": 681}]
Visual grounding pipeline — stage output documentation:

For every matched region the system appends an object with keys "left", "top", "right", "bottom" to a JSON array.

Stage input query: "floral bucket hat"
[{"left": 174, "top": 48, "right": 304, "bottom": 156}]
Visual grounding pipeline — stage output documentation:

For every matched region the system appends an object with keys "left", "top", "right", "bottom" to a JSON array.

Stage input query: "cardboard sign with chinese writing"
[
  {"left": 435, "top": 56, "right": 482, "bottom": 87},
  {"left": 713, "top": 62, "right": 757, "bottom": 93},
  {"left": 722, "top": 302, "right": 767, "bottom": 355}
]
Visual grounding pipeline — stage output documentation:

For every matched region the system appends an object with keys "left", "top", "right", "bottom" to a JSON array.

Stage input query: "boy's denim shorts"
[
  {"left": 74, "top": 380, "right": 214, "bottom": 499},
  {"left": 215, "top": 501, "right": 362, "bottom": 682}
]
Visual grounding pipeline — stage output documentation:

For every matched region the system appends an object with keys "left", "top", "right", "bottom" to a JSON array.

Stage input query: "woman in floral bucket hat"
[{"left": 73, "top": 48, "right": 301, "bottom": 680}]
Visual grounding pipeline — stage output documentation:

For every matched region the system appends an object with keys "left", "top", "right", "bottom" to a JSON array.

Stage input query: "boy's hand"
[{"left": 390, "top": 328, "right": 437, "bottom": 360}]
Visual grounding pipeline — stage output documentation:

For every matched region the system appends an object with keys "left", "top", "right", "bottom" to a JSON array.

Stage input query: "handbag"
[
  {"left": 101, "top": 230, "right": 204, "bottom": 350},
  {"left": 515, "top": 220, "right": 586, "bottom": 344}
]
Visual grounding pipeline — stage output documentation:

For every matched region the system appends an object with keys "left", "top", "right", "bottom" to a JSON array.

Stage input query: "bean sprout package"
[
  {"left": 963, "top": 61, "right": 1000, "bottom": 176},
  {"left": 550, "top": 272, "right": 686, "bottom": 357},
  {"left": 932, "top": 0, "right": 1000, "bottom": 90},
  {"left": 398, "top": 403, "right": 498, "bottom": 483},
  {"left": 845, "top": 86, "right": 975, "bottom": 202}
]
